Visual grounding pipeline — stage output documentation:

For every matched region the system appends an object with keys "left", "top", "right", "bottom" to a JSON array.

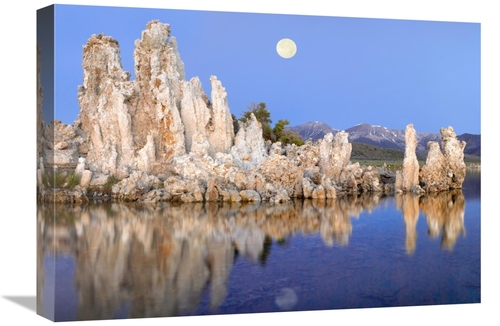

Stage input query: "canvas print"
[{"left": 36, "top": 4, "right": 481, "bottom": 322}]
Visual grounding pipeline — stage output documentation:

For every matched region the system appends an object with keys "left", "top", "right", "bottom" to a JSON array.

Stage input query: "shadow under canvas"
[{"left": 3, "top": 296, "right": 37, "bottom": 313}]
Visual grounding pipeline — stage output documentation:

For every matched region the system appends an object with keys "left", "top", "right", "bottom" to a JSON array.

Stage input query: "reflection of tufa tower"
[
  {"left": 395, "top": 190, "right": 466, "bottom": 254},
  {"left": 420, "top": 190, "right": 466, "bottom": 250},
  {"left": 396, "top": 193, "right": 420, "bottom": 255},
  {"left": 37, "top": 197, "right": 381, "bottom": 319}
]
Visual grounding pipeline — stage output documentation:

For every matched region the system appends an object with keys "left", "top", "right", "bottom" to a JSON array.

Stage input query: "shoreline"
[{"left": 37, "top": 161, "right": 480, "bottom": 205}]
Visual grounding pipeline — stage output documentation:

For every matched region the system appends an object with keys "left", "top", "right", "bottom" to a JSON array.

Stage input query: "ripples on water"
[{"left": 37, "top": 173, "right": 481, "bottom": 321}]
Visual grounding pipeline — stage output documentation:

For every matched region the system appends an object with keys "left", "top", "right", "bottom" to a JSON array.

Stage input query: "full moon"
[{"left": 276, "top": 38, "right": 297, "bottom": 59}]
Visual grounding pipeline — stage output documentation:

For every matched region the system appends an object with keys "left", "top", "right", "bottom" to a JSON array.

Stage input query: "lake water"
[{"left": 37, "top": 170, "right": 480, "bottom": 321}]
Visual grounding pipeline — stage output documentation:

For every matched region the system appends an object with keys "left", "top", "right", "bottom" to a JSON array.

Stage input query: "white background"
[{"left": 0, "top": 1, "right": 497, "bottom": 325}]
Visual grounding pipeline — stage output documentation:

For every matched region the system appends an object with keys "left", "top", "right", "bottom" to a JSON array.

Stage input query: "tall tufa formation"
[
  {"left": 419, "top": 126, "right": 466, "bottom": 192},
  {"left": 76, "top": 21, "right": 235, "bottom": 178},
  {"left": 75, "top": 33, "right": 138, "bottom": 178},
  {"left": 395, "top": 124, "right": 422, "bottom": 193},
  {"left": 208, "top": 76, "right": 235, "bottom": 156},
  {"left": 440, "top": 126, "right": 467, "bottom": 189},
  {"left": 318, "top": 131, "right": 351, "bottom": 181},
  {"left": 131, "top": 20, "right": 186, "bottom": 169},
  {"left": 180, "top": 76, "right": 235, "bottom": 157},
  {"left": 396, "top": 124, "right": 467, "bottom": 193},
  {"left": 231, "top": 113, "right": 267, "bottom": 170}
]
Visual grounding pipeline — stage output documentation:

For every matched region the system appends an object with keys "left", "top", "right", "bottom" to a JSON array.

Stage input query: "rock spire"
[{"left": 75, "top": 21, "right": 236, "bottom": 178}]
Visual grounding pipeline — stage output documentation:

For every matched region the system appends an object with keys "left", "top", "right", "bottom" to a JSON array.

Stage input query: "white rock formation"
[
  {"left": 208, "top": 76, "right": 235, "bottom": 155},
  {"left": 440, "top": 126, "right": 467, "bottom": 189},
  {"left": 75, "top": 158, "right": 86, "bottom": 176},
  {"left": 41, "top": 120, "right": 84, "bottom": 168},
  {"left": 180, "top": 77, "right": 212, "bottom": 153},
  {"left": 230, "top": 114, "right": 267, "bottom": 170},
  {"left": 419, "top": 142, "right": 447, "bottom": 192},
  {"left": 75, "top": 21, "right": 238, "bottom": 180},
  {"left": 319, "top": 131, "right": 352, "bottom": 181},
  {"left": 179, "top": 76, "right": 235, "bottom": 157},
  {"left": 395, "top": 124, "right": 422, "bottom": 193},
  {"left": 419, "top": 126, "right": 467, "bottom": 192},
  {"left": 75, "top": 33, "right": 136, "bottom": 177},
  {"left": 80, "top": 170, "right": 93, "bottom": 188},
  {"left": 258, "top": 154, "right": 303, "bottom": 199}
]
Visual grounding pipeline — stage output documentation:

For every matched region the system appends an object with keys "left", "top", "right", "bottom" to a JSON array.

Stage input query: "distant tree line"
[{"left": 232, "top": 102, "right": 305, "bottom": 146}]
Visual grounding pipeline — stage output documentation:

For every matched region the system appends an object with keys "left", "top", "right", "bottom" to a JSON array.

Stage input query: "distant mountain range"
[{"left": 288, "top": 121, "right": 481, "bottom": 157}]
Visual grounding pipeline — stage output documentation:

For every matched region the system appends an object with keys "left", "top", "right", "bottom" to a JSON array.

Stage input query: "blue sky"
[{"left": 40, "top": 4, "right": 480, "bottom": 135}]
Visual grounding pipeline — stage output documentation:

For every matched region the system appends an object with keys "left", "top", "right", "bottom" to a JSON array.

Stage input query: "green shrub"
[
  {"left": 278, "top": 130, "right": 305, "bottom": 146},
  {"left": 66, "top": 171, "right": 81, "bottom": 189},
  {"left": 42, "top": 170, "right": 67, "bottom": 188},
  {"left": 104, "top": 175, "right": 121, "bottom": 191},
  {"left": 237, "top": 102, "right": 305, "bottom": 146}
]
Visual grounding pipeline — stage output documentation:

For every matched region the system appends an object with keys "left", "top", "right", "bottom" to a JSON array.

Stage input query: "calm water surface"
[{"left": 37, "top": 171, "right": 480, "bottom": 321}]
